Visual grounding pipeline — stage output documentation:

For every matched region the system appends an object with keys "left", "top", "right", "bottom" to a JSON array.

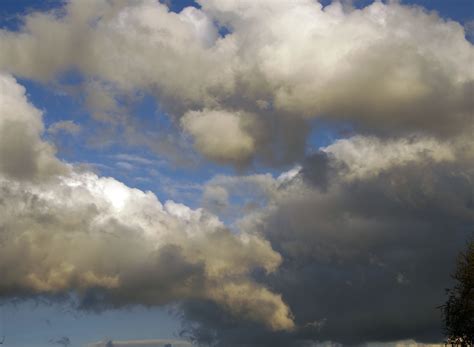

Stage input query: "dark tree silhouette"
[{"left": 442, "top": 240, "right": 474, "bottom": 346}]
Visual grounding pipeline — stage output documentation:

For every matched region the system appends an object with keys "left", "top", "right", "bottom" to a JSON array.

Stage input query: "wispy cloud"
[
  {"left": 47, "top": 120, "right": 81, "bottom": 136},
  {"left": 110, "top": 154, "right": 156, "bottom": 166}
]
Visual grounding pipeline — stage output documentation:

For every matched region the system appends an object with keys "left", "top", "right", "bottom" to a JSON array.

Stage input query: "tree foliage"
[{"left": 442, "top": 240, "right": 474, "bottom": 346}]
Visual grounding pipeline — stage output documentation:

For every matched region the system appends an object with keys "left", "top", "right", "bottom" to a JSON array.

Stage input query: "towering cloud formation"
[
  {"left": 0, "top": 0, "right": 472, "bottom": 164},
  {"left": 0, "top": 73, "right": 293, "bottom": 332}
]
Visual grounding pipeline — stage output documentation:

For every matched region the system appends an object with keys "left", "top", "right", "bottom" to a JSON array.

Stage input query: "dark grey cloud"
[
  {"left": 180, "top": 147, "right": 474, "bottom": 346},
  {"left": 300, "top": 151, "right": 334, "bottom": 191}
]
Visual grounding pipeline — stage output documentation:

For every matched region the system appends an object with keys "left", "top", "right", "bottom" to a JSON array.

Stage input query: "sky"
[{"left": 0, "top": 0, "right": 473, "bottom": 346}]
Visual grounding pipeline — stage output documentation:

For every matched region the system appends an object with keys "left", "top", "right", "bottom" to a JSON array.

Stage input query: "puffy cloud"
[
  {"left": 322, "top": 135, "right": 456, "bottom": 180},
  {"left": 181, "top": 109, "right": 257, "bottom": 164},
  {"left": 0, "top": 171, "right": 291, "bottom": 330},
  {"left": 179, "top": 6, "right": 219, "bottom": 47},
  {"left": 198, "top": 0, "right": 473, "bottom": 128},
  {"left": 0, "top": 73, "right": 67, "bottom": 181},
  {"left": 0, "top": 0, "right": 472, "bottom": 164},
  {"left": 0, "top": 73, "right": 293, "bottom": 332},
  {"left": 0, "top": 0, "right": 233, "bottom": 104}
]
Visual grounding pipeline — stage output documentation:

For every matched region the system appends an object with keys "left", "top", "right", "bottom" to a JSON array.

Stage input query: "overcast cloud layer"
[{"left": 0, "top": 0, "right": 473, "bottom": 346}]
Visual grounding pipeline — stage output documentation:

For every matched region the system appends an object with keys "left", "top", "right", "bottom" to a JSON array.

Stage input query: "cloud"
[
  {"left": 181, "top": 109, "right": 257, "bottom": 164},
  {"left": 182, "top": 137, "right": 474, "bottom": 345},
  {"left": 84, "top": 80, "right": 122, "bottom": 123},
  {"left": 0, "top": 73, "right": 68, "bottom": 181},
  {"left": 0, "top": 73, "right": 293, "bottom": 332},
  {"left": 48, "top": 120, "right": 81, "bottom": 136},
  {"left": 116, "top": 161, "right": 135, "bottom": 171},
  {"left": 110, "top": 154, "right": 156, "bottom": 166},
  {"left": 0, "top": 1, "right": 472, "bottom": 345},
  {"left": 202, "top": 173, "right": 278, "bottom": 221},
  {"left": 0, "top": 0, "right": 471, "bottom": 164},
  {"left": 321, "top": 135, "right": 456, "bottom": 180}
]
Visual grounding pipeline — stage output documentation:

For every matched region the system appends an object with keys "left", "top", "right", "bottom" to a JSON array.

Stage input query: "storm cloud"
[{"left": 184, "top": 137, "right": 474, "bottom": 345}]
